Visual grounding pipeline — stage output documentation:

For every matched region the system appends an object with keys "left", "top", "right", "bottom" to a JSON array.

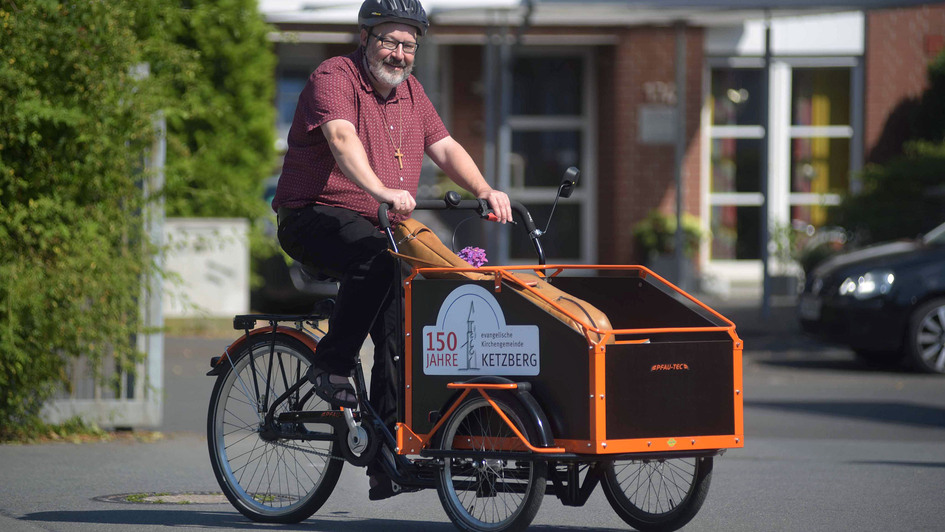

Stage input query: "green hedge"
[
  {"left": 160, "top": 0, "right": 276, "bottom": 220},
  {"left": 0, "top": 0, "right": 276, "bottom": 435},
  {"left": 0, "top": 0, "right": 163, "bottom": 432}
]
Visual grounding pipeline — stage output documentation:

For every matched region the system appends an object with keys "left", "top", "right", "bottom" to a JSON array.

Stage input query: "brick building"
[{"left": 261, "top": 0, "right": 945, "bottom": 292}]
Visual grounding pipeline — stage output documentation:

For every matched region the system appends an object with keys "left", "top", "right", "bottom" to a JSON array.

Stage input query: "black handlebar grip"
[{"left": 378, "top": 202, "right": 392, "bottom": 230}]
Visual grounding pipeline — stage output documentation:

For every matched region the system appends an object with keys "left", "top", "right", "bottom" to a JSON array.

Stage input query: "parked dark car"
[
  {"left": 249, "top": 178, "right": 338, "bottom": 314},
  {"left": 798, "top": 221, "right": 945, "bottom": 374}
]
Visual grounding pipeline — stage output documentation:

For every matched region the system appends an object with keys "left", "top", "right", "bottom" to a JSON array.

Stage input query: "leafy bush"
[
  {"left": 837, "top": 50, "right": 945, "bottom": 243},
  {"left": 0, "top": 0, "right": 276, "bottom": 432},
  {"left": 633, "top": 210, "right": 703, "bottom": 261},
  {"left": 0, "top": 0, "right": 172, "bottom": 429},
  {"left": 158, "top": 0, "right": 281, "bottom": 277},
  {"left": 159, "top": 0, "right": 276, "bottom": 220},
  {"left": 913, "top": 50, "right": 945, "bottom": 143},
  {"left": 837, "top": 141, "right": 945, "bottom": 243}
]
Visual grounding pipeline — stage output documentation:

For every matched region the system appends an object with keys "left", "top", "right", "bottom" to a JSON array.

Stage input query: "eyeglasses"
[{"left": 369, "top": 31, "right": 419, "bottom": 55}]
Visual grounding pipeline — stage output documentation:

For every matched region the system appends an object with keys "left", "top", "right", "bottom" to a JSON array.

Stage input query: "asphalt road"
[{"left": 2, "top": 299, "right": 944, "bottom": 531}]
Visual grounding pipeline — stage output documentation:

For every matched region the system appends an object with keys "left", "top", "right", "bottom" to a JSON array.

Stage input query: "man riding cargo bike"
[{"left": 206, "top": 1, "right": 744, "bottom": 530}]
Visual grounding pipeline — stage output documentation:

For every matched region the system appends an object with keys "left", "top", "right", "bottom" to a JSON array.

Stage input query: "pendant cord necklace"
[
  {"left": 362, "top": 52, "right": 406, "bottom": 169},
  {"left": 380, "top": 99, "right": 404, "bottom": 169}
]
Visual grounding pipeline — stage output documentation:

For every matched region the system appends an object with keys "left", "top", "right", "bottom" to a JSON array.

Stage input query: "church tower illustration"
[{"left": 461, "top": 301, "right": 478, "bottom": 371}]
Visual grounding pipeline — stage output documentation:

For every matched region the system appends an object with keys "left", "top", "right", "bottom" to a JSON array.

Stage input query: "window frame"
[{"left": 702, "top": 56, "right": 863, "bottom": 274}]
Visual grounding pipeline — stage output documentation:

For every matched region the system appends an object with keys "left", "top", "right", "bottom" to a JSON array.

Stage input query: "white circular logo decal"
[{"left": 422, "top": 284, "right": 540, "bottom": 376}]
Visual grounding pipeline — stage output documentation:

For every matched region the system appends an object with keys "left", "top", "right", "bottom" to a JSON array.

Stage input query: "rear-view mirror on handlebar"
[
  {"left": 541, "top": 166, "right": 581, "bottom": 236},
  {"left": 559, "top": 166, "right": 580, "bottom": 199}
]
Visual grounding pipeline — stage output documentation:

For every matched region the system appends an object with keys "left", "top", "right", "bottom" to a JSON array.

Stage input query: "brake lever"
[{"left": 476, "top": 199, "right": 517, "bottom": 224}]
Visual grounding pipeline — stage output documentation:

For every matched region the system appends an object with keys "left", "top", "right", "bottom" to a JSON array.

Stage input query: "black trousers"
[{"left": 277, "top": 205, "right": 399, "bottom": 428}]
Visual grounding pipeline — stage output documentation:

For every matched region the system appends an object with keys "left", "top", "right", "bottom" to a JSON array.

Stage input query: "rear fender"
[{"left": 207, "top": 326, "right": 318, "bottom": 376}]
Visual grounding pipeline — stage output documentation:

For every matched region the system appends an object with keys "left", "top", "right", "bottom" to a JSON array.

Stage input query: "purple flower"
[{"left": 457, "top": 246, "right": 488, "bottom": 268}]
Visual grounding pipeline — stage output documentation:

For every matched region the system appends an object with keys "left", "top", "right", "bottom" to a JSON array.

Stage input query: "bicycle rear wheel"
[
  {"left": 601, "top": 455, "right": 712, "bottom": 532},
  {"left": 207, "top": 333, "right": 343, "bottom": 523},
  {"left": 435, "top": 392, "right": 546, "bottom": 532}
]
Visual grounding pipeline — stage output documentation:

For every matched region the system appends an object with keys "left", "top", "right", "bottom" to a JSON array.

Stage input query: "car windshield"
[{"left": 923, "top": 221, "right": 945, "bottom": 246}]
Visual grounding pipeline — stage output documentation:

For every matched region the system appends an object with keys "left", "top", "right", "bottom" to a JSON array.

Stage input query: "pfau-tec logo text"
[
  {"left": 651, "top": 363, "right": 690, "bottom": 372},
  {"left": 422, "top": 284, "right": 540, "bottom": 376}
]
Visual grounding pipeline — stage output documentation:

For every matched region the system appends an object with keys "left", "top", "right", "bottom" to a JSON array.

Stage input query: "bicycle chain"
[{"left": 268, "top": 439, "right": 347, "bottom": 461}]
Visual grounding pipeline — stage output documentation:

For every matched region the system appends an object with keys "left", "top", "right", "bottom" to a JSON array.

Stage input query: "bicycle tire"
[
  {"left": 207, "top": 333, "right": 343, "bottom": 523},
  {"left": 434, "top": 391, "right": 546, "bottom": 532},
  {"left": 601, "top": 455, "right": 713, "bottom": 532}
]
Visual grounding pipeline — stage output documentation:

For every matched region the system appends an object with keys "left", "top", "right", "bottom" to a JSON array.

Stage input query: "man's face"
[{"left": 362, "top": 22, "right": 418, "bottom": 87}]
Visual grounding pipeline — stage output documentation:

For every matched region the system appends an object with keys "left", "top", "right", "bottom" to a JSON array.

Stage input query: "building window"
[
  {"left": 707, "top": 62, "right": 856, "bottom": 264},
  {"left": 788, "top": 67, "right": 853, "bottom": 229},
  {"left": 512, "top": 56, "right": 583, "bottom": 116},
  {"left": 273, "top": 42, "right": 332, "bottom": 152},
  {"left": 708, "top": 66, "right": 764, "bottom": 260},
  {"left": 503, "top": 50, "right": 596, "bottom": 263},
  {"left": 276, "top": 73, "right": 308, "bottom": 147}
]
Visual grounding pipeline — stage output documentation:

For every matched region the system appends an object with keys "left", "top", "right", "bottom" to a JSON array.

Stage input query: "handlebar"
[{"left": 378, "top": 196, "right": 546, "bottom": 265}]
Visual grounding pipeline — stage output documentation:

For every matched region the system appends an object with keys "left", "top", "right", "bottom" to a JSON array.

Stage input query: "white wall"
[
  {"left": 706, "top": 11, "right": 865, "bottom": 56},
  {"left": 163, "top": 218, "right": 249, "bottom": 318}
]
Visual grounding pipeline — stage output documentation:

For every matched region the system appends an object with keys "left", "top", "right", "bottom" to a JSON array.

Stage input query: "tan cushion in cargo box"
[
  {"left": 393, "top": 219, "right": 613, "bottom": 343},
  {"left": 506, "top": 272, "right": 614, "bottom": 344}
]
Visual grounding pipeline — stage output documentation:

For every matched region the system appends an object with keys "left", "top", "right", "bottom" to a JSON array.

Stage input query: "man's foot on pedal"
[
  {"left": 310, "top": 370, "right": 358, "bottom": 408},
  {"left": 368, "top": 475, "right": 401, "bottom": 501}
]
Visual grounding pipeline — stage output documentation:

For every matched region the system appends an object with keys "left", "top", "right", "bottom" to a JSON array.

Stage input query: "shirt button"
[
  {"left": 390, "top": 125, "right": 394, "bottom": 130},
  {"left": 399, "top": 176, "right": 404, "bottom": 181}
]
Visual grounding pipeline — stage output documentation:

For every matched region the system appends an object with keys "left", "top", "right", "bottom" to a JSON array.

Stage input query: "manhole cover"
[{"left": 95, "top": 492, "right": 230, "bottom": 505}]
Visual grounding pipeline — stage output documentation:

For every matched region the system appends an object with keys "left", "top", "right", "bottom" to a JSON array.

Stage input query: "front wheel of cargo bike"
[
  {"left": 207, "top": 333, "right": 343, "bottom": 523},
  {"left": 601, "top": 455, "right": 713, "bottom": 532},
  {"left": 434, "top": 392, "right": 547, "bottom": 532}
]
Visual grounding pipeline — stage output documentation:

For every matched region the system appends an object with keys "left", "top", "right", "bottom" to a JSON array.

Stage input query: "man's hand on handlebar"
[
  {"left": 478, "top": 189, "right": 513, "bottom": 224},
  {"left": 378, "top": 188, "right": 416, "bottom": 216}
]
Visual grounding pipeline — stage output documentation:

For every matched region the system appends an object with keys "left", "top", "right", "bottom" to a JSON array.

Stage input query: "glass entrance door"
[
  {"left": 706, "top": 60, "right": 857, "bottom": 282},
  {"left": 501, "top": 50, "right": 596, "bottom": 264}
]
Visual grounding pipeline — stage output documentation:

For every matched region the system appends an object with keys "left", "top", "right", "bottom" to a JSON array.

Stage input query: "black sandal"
[
  {"left": 310, "top": 371, "right": 359, "bottom": 408},
  {"left": 369, "top": 475, "right": 409, "bottom": 501}
]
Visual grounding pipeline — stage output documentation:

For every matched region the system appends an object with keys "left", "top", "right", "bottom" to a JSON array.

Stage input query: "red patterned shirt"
[{"left": 272, "top": 48, "right": 449, "bottom": 226}]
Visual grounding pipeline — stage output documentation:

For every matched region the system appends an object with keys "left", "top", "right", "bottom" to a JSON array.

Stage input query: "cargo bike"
[{"left": 206, "top": 169, "right": 744, "bottom": 531}]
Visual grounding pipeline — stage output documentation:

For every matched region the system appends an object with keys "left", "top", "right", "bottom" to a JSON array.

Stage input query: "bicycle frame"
[{"left": 207, "top": 187, "right": 742, "bottom": 531}]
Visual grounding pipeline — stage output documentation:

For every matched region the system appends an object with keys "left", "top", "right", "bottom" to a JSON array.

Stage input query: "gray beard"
[{"left": 367, "top": 50, "right": 412, "bottom": 87}]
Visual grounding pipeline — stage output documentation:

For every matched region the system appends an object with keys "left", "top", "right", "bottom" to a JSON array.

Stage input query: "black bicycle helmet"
[{"left": 358, "top": 0, "right": 429, "bottom": 36}]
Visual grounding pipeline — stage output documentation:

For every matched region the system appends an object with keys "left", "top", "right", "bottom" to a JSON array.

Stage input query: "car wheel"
[{"left": 906, "top": 298, "right": 945, "bottom": 374}]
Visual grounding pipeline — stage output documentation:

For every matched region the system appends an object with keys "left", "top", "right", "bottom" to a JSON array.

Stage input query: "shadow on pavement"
[
  {"left": 22, "top": 510, "right": 450, "bottom": 531},
  {"left": 754, "top": 355, "right": 912, "bottom": 374},
  {"left": 22, "top": 509, "right": 622, "bottom": 531},
  {"left": 848, "top": 460, "right": 945, "bottom": 469},
  {"left": 746, "top": 400, "right": 945, "bottom": 430}
]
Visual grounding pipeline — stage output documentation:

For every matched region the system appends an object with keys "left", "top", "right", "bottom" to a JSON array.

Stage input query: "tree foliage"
[
  {"left": 0, "top": 0, "right": 276, "bottom": 434},
  {"left": 160, "top": 0, "right": 276, "bottom": 219},
  {"left": 837, "top": 51, "right": 945, "bottom": 243},
  {"left": 0, "top": 0, "right": 171, "bottom": 431},
  {"left": 912, "top": 50, "right": 945, "bottom": 144}
]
